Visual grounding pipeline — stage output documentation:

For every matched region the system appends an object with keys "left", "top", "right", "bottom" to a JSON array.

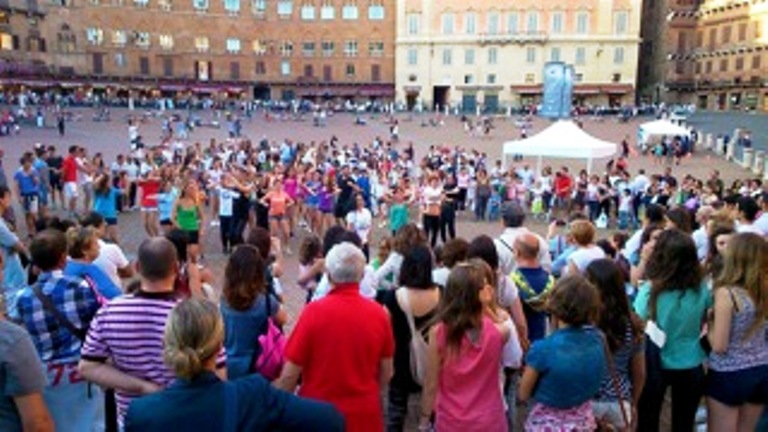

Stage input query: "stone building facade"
[{"left": 394, "top": 0, "right": 642, "bottom": 113}]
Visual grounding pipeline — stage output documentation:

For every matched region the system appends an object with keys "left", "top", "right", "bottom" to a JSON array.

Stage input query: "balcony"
[{"left": 479, "top": 31, "right": 548, "bottom": 46}]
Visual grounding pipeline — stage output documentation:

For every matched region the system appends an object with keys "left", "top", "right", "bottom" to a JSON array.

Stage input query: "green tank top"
[{"left": 176, "top": 205, "right": 200, "bottom": 231}]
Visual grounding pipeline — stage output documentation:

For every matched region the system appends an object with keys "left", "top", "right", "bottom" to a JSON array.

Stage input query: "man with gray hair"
[
  {"left": 495, "top": 201, "right": 552, "bottom": 274},
  {"left": 278, "top": 242, "right": 394, "bottom": 432}
]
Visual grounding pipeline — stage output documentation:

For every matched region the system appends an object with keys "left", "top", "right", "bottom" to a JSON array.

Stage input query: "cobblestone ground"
[{"left": 0, "top": 107, "right": 745, "bottom": 430}]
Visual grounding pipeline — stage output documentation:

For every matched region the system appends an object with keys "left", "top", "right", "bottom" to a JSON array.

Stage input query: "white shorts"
[
  {"left": 592, "top": 400, "right": 632, "bottom": 429},
  {"left": 63, "top": 182, "right": 79, "bottom": 199}
]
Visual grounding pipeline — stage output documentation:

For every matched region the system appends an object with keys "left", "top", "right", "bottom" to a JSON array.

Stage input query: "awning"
[
  {"left": 573, "top": 85, "right": 601, "bottom": 95},
  {"left": 510, "top": 84, "right": 543, "bottom": 95},
  {"left": 602, "top": 84, "right": 634, "bottom": 94},
  {"left": 403, "top": 85, "right": 422, "bottom": 93},
  {"left": 160, "top": 84, "right": 189, "bottom": 91}
]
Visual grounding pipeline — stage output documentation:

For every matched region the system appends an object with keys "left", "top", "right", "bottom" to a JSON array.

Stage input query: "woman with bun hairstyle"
[{"left": 124, "top": 298, "right": 343, "bottom": 431}]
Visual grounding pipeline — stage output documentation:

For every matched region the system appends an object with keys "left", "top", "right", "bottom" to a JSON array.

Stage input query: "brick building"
[
  {"left": 1, "top": 0, "right": 396, "bottom": 101},
  {"left": 638, "top": 0, "right": 768, "bottom": 111}
]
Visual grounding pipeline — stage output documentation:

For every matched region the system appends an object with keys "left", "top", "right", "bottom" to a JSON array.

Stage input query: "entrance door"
[
  {"left": 462, "top": 93, "right": 477, "bottom": 114},
  {"left": 253, "top": 85, "right": 271, "bottom": 101},
  {"left": 433, "top": 86, "right": 449, "bottom": 111},
  {"left": 406, "top": 92, "right": 418, "bottom": 110},
  {"left": 698, "top": 95, "right": 707, "bottom": 110},
  {"left": 484, "top": 93, "right": 499, "bottom": 114}
]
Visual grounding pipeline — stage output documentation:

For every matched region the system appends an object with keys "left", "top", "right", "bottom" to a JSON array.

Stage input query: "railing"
[{"left": 478, "top": 31, "right": 548, "bottom": 45}]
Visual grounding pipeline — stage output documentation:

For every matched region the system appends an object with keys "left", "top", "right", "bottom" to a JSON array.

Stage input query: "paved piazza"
[{"left": 0, "top": 107, "right": 753, "bottom": 330}]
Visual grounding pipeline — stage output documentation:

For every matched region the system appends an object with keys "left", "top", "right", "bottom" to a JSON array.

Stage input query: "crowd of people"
[{"left": 0, "top": 119, "right": 767, "bottom": 432}]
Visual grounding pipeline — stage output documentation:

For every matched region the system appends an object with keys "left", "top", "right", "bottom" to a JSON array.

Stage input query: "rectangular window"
[
  {"left": 158, "top": 0, "right": 172, "bottom": 11},
  {"left": 368, "top": 3, "right": 384, "bottom": 20},
  {"left": 507, "top": 12, "right": 519, "bottom": 34},
  {"left": 442, "top": 12, "right": 454, "bottom": 34},
  {"left": 465, "top": 48, "right": 475, "bottom": 65},
  {"left": 705, "top": 61, "right": 712, "bottom": 73},
  {"left": 527, "top": 11, "right": 538, "bottom": 33},
  {"left": 550, "top": 47, "right": 561, "bottom": 61},
  {"left": 163, "top": 57, "right": 173, "bottom": 76},
  {"left": 227, "top": 38, "right": 241, "bottom": 53},
  {"left": 279, "top": 40, "right": 293, "bottom": 57},
  {"left": 321, "top": 1, "right": 334, "bottom": 19},
  {"left": 695, "top": 62, "right": 701, "bottom": 74},
  {"left": 92, "top": 53, "right": 104, "bottom": 74},
  {"left": 576, "top": 12, "right": 589, "bottom": 34},
  {"left": 342, "top": 3, "right": 358, "bottom": 20},
  {"left": 525, "top": 73, "right": 534, "bottom": 83},
  {"left": 720, "top": 59, "right": 728, "bottom": 72},
  {"left": 136, "top": 32, "right": 150, "bottom": 48},
  {"left": 407, "top": 13, "right": 419, "bottom": 35},
  {"left": 368, "top": 41, "right": 384, "bottom": 57},
  {"left": 139, "top": 56, "right": 149, "bottom": 75},
  {"left": 721, "top": 25, "right": 731, "bottom": 43},
  {"left": 255, "top": 61, "right": 266, "bottom": 75},
  {"left": 194, "top": 36, "right": 209, "bottom": 52},
  {"left": 739, "top": 23, "right": 747, "bottom": 41},
  {"left": 551, "top": 12, "right": 563, "bottom": 34},
  {"left": 345, "top": 63, "right": 355, "bottom": 77},
  {"left": 465, "top": 12, "right": 476, "bottom": 34},
  {"left": 613, "top": 47, "right": 624, "bottom": 64},
  {"left": 696, "top": 31, "right": 703, "bottom": 48},
  {"left": 302, "top": 41, "right": 315, "bottom": 57},
  {"left": 277, "top": 0, "right": 292, "bottom": 17},
  {"left": 488, "top": 47, "right": 497, "bottom": 64},
  {"left": 442, "top": 48, "right": 452, "bottom": 65},
  {"left": 304, "top": 64, "right": 313, "bottom": 77},
  {"left": 322, "top": 40, "right": 334, "bottom": 57},
  {"left": 252, "top": 39, "right": 266, "bottom": 55},
  {"left": 574, "top": 73, "right": 582, "bottom": 82},
  {"left": 301, "top": 4, "right": 315, "bottom": 20},
  {"left": 709, "top": 28, "right": 717, "bottom": 49},
  {"left": 614, "top": 11, "right": 628, "bottom": 35},
  {"left": 612, "top": 73, "right": 621, "bottom": 83},
  {"left": 575, "top": 47, "right": 585, "bottom": 65},
  {"left": 464, "top": 74, "right": 473, "bottom": 84},
  {"left": 488, "top": 12, "right": 500, "bottom": 34},
  {"left": 344, "top": 40, "right": 358, "bottom": 57},
  {"left": 159, "top": 34, "right": 173, "bottom": 50},
  {"left": 114, "top": 53, "right": 126, "bottom": 67},
  {"left": 193, "top": 0, "right": 208, "bottom": 10},
  {"left": 526, "top": 46, "right": 536, "bottom": 63},
  {"left": 487, "top": 73, "right": 496, "bottom": 84},
  {"left": 407, "top": 47, "right": 417, "bottom": 65},
  {"left": 736, "top": 57, "right": 744, "bottom": 70},
  {"left": 87, "top": 27, "right": 104, "bottom": 45},
  {"left": 753, "top": 55, "right": 761, "bottom": 69},
  {"left": 252, "top": 0, "right": 265, "bottom": 16},
  {"left": 113, "top": 30, "right": 127, "bottom": 47},
  {"left": 281, "top": 60, "right": 291, "bottom": 75},
  {"left": 224, "top": 0, "right": 239, "bottom": 13},
  {"left": 229, "top": 61, "right": 240, "bottom": 80},
  {"left": 323, "top": 65, "right": 332, "bottom": 81},
  {"left": 371, "top": 64, "right": 381, "bottom": 82}
]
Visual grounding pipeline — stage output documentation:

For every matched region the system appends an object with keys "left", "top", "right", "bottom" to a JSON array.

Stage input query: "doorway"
[
  {"left": 433, "top": 86, "right": 449, "bottom": 111},
  {"left": 406, "top": 92, "right": 418, "bottom": 111},
  {"left": 253, "top": 85, "right": 271, "bottom": 101}
]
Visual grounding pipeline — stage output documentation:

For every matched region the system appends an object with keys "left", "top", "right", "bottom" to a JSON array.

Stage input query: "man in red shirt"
[
  {"left": 61, "top": 145, "right": 89, "bottom": 217},
  {"left": 277, "top": 242, "right": 394, "bottom": 432},
  {"left": 554, "top": 166, "right": 573, "bottom": 217}
]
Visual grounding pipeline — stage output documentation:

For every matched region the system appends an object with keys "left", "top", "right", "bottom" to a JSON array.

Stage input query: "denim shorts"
[{"left": 707, "top": 365, "right": 768, "bottom": 406}]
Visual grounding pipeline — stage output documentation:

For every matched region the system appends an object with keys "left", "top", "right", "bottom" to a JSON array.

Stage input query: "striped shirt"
[{"left": 80, "top": 290, "right": 178, "bottom": 421}]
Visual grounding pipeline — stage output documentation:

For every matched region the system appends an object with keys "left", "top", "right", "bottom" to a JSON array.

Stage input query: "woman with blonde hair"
[
  {"left": 566, "top": 220, "right": 605, "bottom": 275},
  {"left": 706, "top": 233, "right": 768, "bottom": 432},
  {"left": 124, "top": 298, "right": 343, "bottom": 431}
]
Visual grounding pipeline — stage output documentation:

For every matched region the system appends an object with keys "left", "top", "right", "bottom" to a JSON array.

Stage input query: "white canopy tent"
[
  {"left": 502, "top": 120, "right": 617, "bottom": 174},
  {"left": 638, "top": 119, "right": 691, "bottom": 151}
]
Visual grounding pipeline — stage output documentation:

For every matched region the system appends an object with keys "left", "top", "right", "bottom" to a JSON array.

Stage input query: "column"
[
  {"left": 743, "top": 148, "right": 753, "bottom": 170},
  {"left": 753, "top": 150, "right": 765, "bottom": 175}
]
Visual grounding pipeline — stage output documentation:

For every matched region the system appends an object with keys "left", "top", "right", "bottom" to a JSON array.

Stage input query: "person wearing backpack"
[
  {"left": 511, "top": 233, "right": 555, "bottom": 344},
  {"left": 382, "top": 244, "right": 441, "bottom": 431}
]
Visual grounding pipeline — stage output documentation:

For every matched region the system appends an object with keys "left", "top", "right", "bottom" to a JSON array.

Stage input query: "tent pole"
[
  {"left": 536, "top": 155, "right": 543, "bottom": 179},
  {"left": 587, "top": 157, "right": 592, "bottom": 175}
]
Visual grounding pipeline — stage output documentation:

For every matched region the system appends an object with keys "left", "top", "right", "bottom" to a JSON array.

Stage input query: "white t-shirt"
[
  {"left": 218, "top": 188, "right": 240, "bottom": 217},
  {"left": 346, "top": 208, "right": 373, "bottom": 244},
  {"left": 93, "top": 239, "right": 130, "bottom": 289},
  {"left": 567, "top": 245, "right": 606, "bottom": 274},
  {"left": 422, "top": 185, "right": 442, "bottom": 206}
]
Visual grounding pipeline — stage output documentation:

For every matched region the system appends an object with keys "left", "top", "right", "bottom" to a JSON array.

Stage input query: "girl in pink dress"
[{"left": 419, "top": 262, "right": 510, "bottom": 432}]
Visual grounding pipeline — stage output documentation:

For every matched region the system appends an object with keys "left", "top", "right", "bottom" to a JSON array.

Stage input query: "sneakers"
[{"left": 210, "top": 220, "right": 220, "bottom": 227}]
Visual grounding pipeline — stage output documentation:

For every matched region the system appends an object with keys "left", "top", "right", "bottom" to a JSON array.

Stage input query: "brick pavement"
[
  {"left": 0, "top": 107, "right": 754, "bottom": 331},
  {"left": 2, "top": 107, "right": 741, "bottom": 431}
]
